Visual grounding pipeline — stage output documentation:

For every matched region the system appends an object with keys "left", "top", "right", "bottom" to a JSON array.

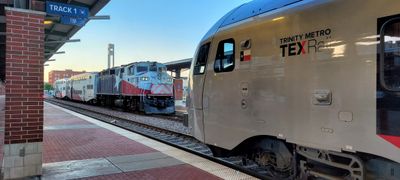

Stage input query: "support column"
[
  {"left": 2, "top": 7, "right": 45, "bottom": 179},
  {"left": 175, "top": 69, "right": 181, "bottom": 79}
]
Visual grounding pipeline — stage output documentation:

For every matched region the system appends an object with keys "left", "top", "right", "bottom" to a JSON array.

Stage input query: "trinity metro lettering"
[
  {"left": 280, "top": 39, "right": 325, "bottom": 57},
  {"left": 279, "top": 29, "right": 331, "bottom": 57}
]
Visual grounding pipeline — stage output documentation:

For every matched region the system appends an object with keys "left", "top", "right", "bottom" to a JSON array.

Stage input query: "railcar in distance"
[
  {"left": 53, "top": 78, "right": 68, "bottom": 99},
  {"left": 69, "top": 73, "right": 98, "bottom": 103},
  {"left": 97, "top": 61, "right": 175, "bottom": 114}
]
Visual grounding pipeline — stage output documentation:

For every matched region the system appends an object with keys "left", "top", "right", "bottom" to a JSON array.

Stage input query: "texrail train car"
[
  {"left": 188, "top": 0, "right": 400, "bottom": 179},
  {"left": 97, "top": 61, "right": 175, "bottom": 114},
  {"left": 53, "top": 78, "right": 68, "bottom": 99},
  {"left": 69, "top": 73, "right": 98, "bottom": 103}
]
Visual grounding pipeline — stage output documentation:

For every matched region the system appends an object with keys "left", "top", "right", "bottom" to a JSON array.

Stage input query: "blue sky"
[{"left": 44, "top": 0, "right": 251, "bottom": 81}]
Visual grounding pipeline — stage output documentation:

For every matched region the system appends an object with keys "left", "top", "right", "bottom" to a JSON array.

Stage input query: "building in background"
[{"left": 48, "top": 69, "right": 86, "bottom": 84}]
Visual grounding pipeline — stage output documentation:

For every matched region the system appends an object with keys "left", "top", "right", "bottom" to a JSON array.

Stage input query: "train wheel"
[{"left": 245, "top": 139, "right": 296, "bottom": 179}]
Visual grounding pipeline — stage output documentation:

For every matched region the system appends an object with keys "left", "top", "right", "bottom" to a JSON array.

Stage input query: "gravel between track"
[{"left": 46, "top": 97, "right": 191, "bottom": 135}]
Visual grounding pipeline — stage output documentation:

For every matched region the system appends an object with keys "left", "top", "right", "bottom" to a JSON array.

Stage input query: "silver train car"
[
  {"left": 53, "top": 78, "right": 69, "bottom": 99},
  {"left": 188, "top": 0, "right": 400, "bottom": 179},
  {"left": 68, "top": 73, "right": 97, "bottom": 103}
]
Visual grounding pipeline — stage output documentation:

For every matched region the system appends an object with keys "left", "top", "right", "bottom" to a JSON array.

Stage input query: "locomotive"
[
  {"left": 97, "top": 61, "right": 175, "bottom": 114},
  {"left": 188, "top": 0, "right": 400, "bottom": 179},
  {"left": 54, "top": 61, "right": 175, "bottom": 114}
]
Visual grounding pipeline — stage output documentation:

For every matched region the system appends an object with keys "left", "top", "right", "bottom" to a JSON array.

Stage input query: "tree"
[{"left": 44, "top": 82, "right": 53, "bottom": 91}]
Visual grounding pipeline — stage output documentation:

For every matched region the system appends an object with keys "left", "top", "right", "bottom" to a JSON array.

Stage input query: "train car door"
[
  {"left": 191, "top": 42, "right": 210, "bottom": 141},
  {"left": 203, "top": 38, "right": 243, "bottom": 148}
]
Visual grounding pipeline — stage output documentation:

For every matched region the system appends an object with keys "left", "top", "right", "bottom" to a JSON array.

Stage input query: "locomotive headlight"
[
  {"left": 140, "top": 76, "right": 149, "bottom": 81},
  {"left": 167, "top": 78, "right": 172, "bottom": 82}
]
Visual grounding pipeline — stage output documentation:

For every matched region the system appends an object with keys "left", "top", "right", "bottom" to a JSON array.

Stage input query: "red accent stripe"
[
  {"left": 121, "top": 80, "right": 150, "bottom": 95},
  {"left": 379, "top": 134, "right": 400, "bottom": 148}
]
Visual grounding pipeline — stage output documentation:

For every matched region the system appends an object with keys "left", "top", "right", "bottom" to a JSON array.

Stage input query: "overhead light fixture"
[
  {"left": 44, "top": 20, "right": 53, "bottom": 25},
  {"left": 45, "top": 39, "right": 81, "bottom": 44}
]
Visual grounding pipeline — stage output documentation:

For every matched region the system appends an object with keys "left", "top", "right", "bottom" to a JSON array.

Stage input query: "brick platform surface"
[
  {"left": 41, "top": 103, "right": 234, "bottom": 180},
  {"left": 43, "top": 104, "right": 156, "bottom": 163},
  {"left": 44, "top": 105, "right": 93, "bottom": 126},
  {"left": 82, "top": 164, "right": 222, "bottom": 180}
]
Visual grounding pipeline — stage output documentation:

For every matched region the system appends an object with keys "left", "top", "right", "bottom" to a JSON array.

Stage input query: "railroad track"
[{"left": 45, "top": 98, "right": 274, "bottom": 179}]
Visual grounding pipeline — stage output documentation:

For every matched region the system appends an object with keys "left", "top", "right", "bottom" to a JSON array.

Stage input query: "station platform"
[{"left": 41, "top": 102, "right": 255, "bottom": 180}]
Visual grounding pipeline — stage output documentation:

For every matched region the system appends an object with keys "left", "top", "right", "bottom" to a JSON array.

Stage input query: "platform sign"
[
  {"left": 46, "top": 1, "right": 89, "bottom": 18},
  {"left": 60, "top": 16, "right": 87, "bottom": 26}
]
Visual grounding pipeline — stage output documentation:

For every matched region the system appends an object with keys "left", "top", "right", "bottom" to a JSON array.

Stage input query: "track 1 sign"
[{"left": 46, "top": 1, "right": 89, "bottom": 18}]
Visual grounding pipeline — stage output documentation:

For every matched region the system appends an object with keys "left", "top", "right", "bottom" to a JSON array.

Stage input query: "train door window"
[
  {"left": 381, "top": 19, "right": 400, "bottom": 91},
  {"left": 129, "top": 66, "right": 135, "bottom": 75},
  {"left": 194, "top": 43, "right": 210, "bottom": 75},
  {"left": 214, "top": 39, "right": 235, "bottom": 73}
]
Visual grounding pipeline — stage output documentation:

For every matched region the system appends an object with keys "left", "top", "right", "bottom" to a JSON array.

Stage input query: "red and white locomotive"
[
  {"left": 97, "top": 61, "right": 175, "bottom": 114},
  {"left": 57, "top": 61, "right": 175, "bottom": 114}
]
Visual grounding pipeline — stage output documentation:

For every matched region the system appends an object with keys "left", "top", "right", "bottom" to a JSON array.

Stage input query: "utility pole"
[{"left": 108, "top": 43, "right": 115, "bottom": 69}]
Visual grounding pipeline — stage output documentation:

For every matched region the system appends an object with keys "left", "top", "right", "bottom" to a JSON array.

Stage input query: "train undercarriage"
[
  {"left": 209, "top": 136, "right": 400, "bottom": 180},
  {"left": 97, "top": 94, "right": 175, "bottom": 115}
]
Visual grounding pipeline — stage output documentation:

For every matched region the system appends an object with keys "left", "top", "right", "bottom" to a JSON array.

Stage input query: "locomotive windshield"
[
  {"left": 137, "top": 66, "right": 148, "bottom": 73},
  {"left": 149, "top": 64, "right": 157, "bottom": 71}
]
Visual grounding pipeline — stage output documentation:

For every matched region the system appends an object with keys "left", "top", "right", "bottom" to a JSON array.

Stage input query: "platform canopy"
[
  {"left": 43, "top": 0, "right": 110, "bottom": 60},
  {"left": 164, "top": 58, "right": 192, "bottom": 72}
]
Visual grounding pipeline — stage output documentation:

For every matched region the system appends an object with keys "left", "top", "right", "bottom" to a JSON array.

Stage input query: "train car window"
[
  {"left": 214, "top": 39, "right": 235, "bottom": 73},
  {"left": 194, "top": 43, "right": 210, "bottom": 75},
  {"left": 381, "top": 19, "right": 400, "bottom": 91},
  {"left": 137, "top": 66, "right": 148, "bottom": 73}
]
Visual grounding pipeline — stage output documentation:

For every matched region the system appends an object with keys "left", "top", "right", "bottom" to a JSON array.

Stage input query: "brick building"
[{"left": 48, "top": 69, "right": 86, "bottom": 84}]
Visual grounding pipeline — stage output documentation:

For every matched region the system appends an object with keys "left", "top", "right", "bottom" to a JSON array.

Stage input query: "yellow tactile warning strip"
[{"left": 47, "top": 102, "right": 258, "bottom": 180}]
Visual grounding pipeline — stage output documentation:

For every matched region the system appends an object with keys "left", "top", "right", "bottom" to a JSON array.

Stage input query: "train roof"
[
  {"left": 100, "top": 61, "right": 166, "bottom": 73},
  {"left": 202, "top": 0, "right": 302, "bottom": 41},
  {"left": 124, "top": 61, "right": 165, "bottom": 67},
  {"left": 70, "top": 73, "right": 97, "bottom": 81}
]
